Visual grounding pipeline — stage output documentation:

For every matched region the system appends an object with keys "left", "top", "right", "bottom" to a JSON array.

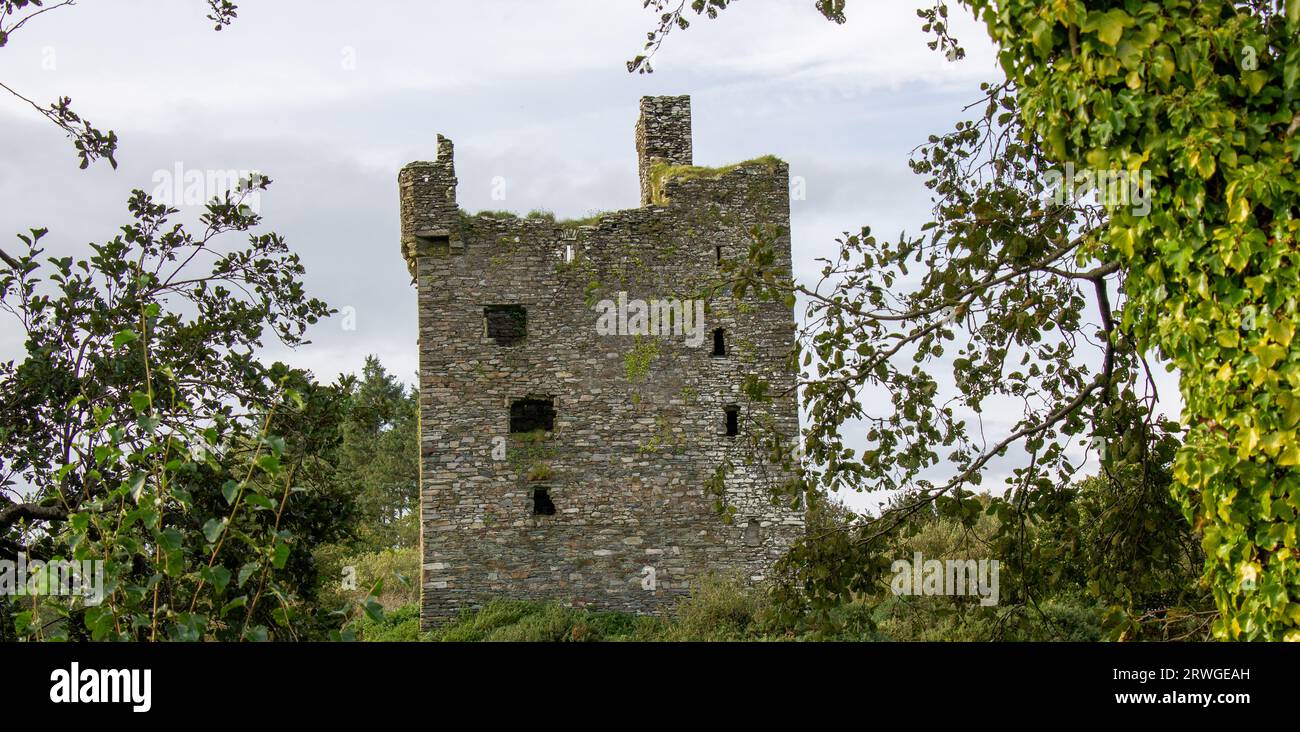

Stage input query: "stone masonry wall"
[
  {"left": 636, "top": 95, "right": 692, "bottom": 206},
  {"left": 401, "top": 96, "right": 804, "bottom": 627}
]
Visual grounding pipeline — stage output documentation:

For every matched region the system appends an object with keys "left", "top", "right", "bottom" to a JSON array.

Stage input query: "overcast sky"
[{"left": 0, "top": 1, "right": 1174, "bottom": 512}]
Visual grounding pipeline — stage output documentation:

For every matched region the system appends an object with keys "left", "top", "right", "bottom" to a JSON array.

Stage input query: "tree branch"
[{"left": 0, "top": 500, "right": 68, "bottom": 529}]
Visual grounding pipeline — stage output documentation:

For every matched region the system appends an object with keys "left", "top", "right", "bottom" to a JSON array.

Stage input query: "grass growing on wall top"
[
  {"left": 647, "top": 154, "right": 785, "bottom": 205},
  {"left": 460, "top": 208, "right": 612, "bottom": 227}
]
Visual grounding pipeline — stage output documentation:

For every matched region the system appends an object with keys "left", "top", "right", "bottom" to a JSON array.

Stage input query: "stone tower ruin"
[{"left": 399, "top": 95, "right": 804, "bottom": 627}]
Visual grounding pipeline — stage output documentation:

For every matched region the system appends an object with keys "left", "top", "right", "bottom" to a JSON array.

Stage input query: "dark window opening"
[
  {"left": 712, "top": 328, "right": 726, "bottom": 357},
  {"left": 532, "top": 488, "right": 556, "bottom": 516},
  {"left": 485, "top": 305, "right": 526, "bottom": 345},
  {"left": 724, "top": 405, "right": 740, "bottom": 437},
  {"left": 416, "top": 233, "right": 451, "bottom": 255},
  {"left": 715, "top": 245, "right": 723, "bottom": 266},
  {"left": 510, "top": 398, "right": 555, "bottom": 433}
]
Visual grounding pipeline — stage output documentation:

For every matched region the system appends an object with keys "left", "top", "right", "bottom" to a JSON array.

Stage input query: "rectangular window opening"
[
  {"left": 724, "top": 405, "right": 740, "bottom": 437},
  {"left": 416, "top": 233, "right": 451, "bottom": 256},
  {"left": 712, "top": 328, "right": 726, "bottom": 357},
  {"left": 715, "top": 245, "right": 723, "bottom": 266},
  {"left": 485, "top": 305, "right": 527, "bottom": 345},
  {"left": 532, "top": 487, "right": 556, "bottom": 516},
  {"left": 510, "top": 397, "right": 555, "bottom": 433}
]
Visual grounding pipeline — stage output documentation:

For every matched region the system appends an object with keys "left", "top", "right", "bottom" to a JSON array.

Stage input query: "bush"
[
  {"left": 664, "top": 575, "right": 765, "bottom": 641},
  {"left": 428, "top": 600, "right": 600, "bottom": 642},
  {"left": 317, "top": 545, "right": 419, "bottom": 613},
  {"left": 354, "top": 603, "right": 423, "bottom": 642}
]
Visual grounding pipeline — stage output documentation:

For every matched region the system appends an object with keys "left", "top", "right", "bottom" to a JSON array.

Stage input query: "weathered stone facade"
[{"left": 400, "top": 95, "right": 803, "bottom": 627}]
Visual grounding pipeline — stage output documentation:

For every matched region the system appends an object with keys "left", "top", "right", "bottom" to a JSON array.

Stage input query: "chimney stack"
[{"left": 636, "top": 95, "right": 693, "bottom": 205}]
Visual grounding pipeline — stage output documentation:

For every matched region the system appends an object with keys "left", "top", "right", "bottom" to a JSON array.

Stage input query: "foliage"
[
  {"left": 767, "top": 468, "right": 1207, "bottom": 641},
  {"left": 329, "top": 357, "right": 419, "bottom": 550},
  {"left": 646, "top": 154, "right": 785, "bottom": 204},
  {"left": 397, "top": 565, "right": 1090, "bottom": 642},
  {"left": 631, "top": 0, "right": 1294, "bottom": 640},
  {"left": 627, "top": 0, "right": 845, "bottom": 74},
  {"left": 427, "top": 600, "right": 611, "bottom": 642},
  {"left": 0, "top": 182, "right": 362, "bottom": 640},
  {"left": 352, "top": 601, "right": 423, "bottom": 642},
  {"left": 660, "top": 574, "right": 769, "bottom": 640},
  {"left": 623, "top": 335, "right": 661, "bottom": 382},
  {"left": 317, "top": 545, "right": 419, "bottom": 614},
  {"left": 526, "top": 462, "right": 555, "bottom": 482},
  {"left": 959, "top": 0, "right": 1300, "bottom": 640},
  {"left": 307, "top": 358, "right": 422, "bottom": 635}
]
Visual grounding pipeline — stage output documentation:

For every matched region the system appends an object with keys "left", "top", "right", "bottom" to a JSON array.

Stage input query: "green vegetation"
[
  {"left": 623, "top": 336, "right": 661, "bottom": 383},
  {"left": 356, "top": 472, "right": 1196, "bottom": 643},
  {"left": 646, "top": 155, "right": 784, "bottom": 204},
  {"left": 6, "top": 0, "right": 1287, "bottom": 644},
  {"left": 460, "top": 209, "right": 521, "bottom": 222},
  {"left": 964, "top": 0, "right": 1300, "bottom": 641},
  {"left": 507, "top": 429, "right": 558, "bottom": 479},
  {"left": 461, "top": 208, "right": 612, "bottom": 228},
  {"left": 639, "top": 0, "right": 1289, "bottom": 640},
  {"left": 525, "top": 462, "right": 555, "bottom": 482},
  {"left": 0, "top": 184, "right": 353, "bottom": 641}
]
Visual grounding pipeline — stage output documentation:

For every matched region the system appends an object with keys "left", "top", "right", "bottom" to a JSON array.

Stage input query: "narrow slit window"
[
  {"left": 724, "top": 405, "right": 740, "bottom": 437},
  {"left": 715, "top": 245, "right": 723, "bottom": 266},
  {"left": 485, "top": 305, "right": 526, "bottom": 345},
  {"left": 510, "top": 398, "right": 555, "bottom": 433},
  {"left": 712, "top": 328, "right": 726, "bottom": 357},
  {"left": 532, "top": 488, "right": 556, "bottom": 516}
]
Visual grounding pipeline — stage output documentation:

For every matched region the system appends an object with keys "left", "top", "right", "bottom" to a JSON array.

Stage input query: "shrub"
[
  {"left": 665, "top": 575, "right": 765, "bottom": 641},
  {"left": 355, "top": 602, "right": 423, "bottom": 642}
]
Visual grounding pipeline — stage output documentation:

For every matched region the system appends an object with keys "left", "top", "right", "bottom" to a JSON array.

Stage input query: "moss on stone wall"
[{"left": 647, "top": 155, "right": 785, "bottom": 205}]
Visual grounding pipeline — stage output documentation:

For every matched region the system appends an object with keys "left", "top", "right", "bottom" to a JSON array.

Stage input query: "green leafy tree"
[
  {"left": 312, "top": 357, "right": 420, "bottom": 622},
  {"left": 334, "top": 356, "right": 419, "bottom": 550},
  {"left": 631, "top": 0, "right": 1272, "bottom": 637},
  {"left": 0, "top": 180, "right": 363, "bottom": 640},
  {"left": 956, "top": 0, "right": 1300, "bottom": 640}
]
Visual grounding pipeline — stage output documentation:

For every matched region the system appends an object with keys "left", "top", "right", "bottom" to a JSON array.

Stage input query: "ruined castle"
[{"left": 399, "top": 95, "right": 803, "bottom": 627}]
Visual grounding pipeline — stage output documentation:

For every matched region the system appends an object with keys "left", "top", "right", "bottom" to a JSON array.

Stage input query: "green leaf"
[
  {"left": 127, "top": 472, "right": 146, "bottom": 504},
  {"left": 129, "top": 391, "right": 151, "bottom": 413},
  {"left": 256, "top": 454, "right": 281, "bottom": 474},
  {"left": 271, "top": 542, "right": 290, "bottom": 570},
  {"left": 221, "top": 596, "right": 248, "bottom": 618},
  {"left": 112, "top": 329, "right": 139, "bottom": 348},
  {"left": 362, "top": 596, "right": 385, "bottom": 623},
  {"left": 202, "top": 565, "right": 232, "bottom": 594},
  {"left": 246, "top": 493, "right": 276, "bottom": 511},
  {"left": 202, "top": 517, "right": 225, "bottom": 544},
  {"left": 237, "top": 561, "right": 260, "bottom": 588},
  {"left": 157, "top": 527, "right": 182, "bottom": 552},
  {"left": 221, "top": 480, "right": 240, "bottom": 505},
  {"left": 1243, "top": 70, "right": 1268, "bottom": 95},
  {"left": 1083, "top": 9, "right": 1131, "bottom": 47}
]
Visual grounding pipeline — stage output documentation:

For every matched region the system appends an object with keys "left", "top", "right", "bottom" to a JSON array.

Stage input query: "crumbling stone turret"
[{"left": 636, "top": 94, "right": 693, "bottom": 205}]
